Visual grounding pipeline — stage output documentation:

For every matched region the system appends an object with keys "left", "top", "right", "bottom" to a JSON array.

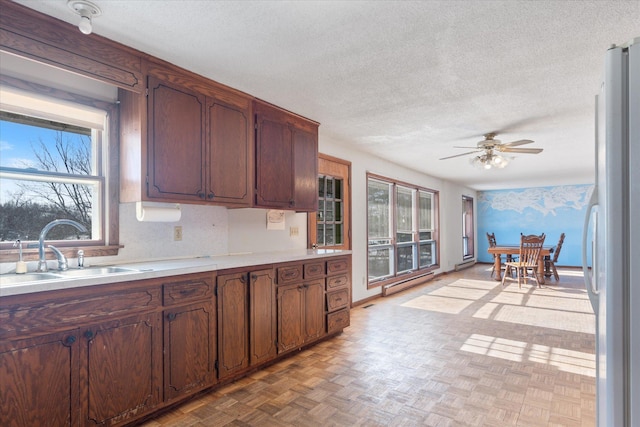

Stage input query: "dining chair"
[
  {"left": 502, "top": 233, "right": 546, "bottom": 288},
  {"left": 486, "top": 232, "right": 500, "bottom": 277},
  {"left": 547, "top": 232, "right": 565, "bottom": 281},
  {"left": 487, "top": 232, "right": 515, "bottom": 278}
]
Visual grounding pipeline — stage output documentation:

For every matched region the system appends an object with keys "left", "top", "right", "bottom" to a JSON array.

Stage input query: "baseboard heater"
[
  {"left": 382, "top": 271, "right": 435, "bottom": 296},
  {"left": 455, "top": 259, "right": 476, "bottom": 271}
]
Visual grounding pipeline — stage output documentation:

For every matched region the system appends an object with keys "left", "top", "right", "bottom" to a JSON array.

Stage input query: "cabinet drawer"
[
  {"left": 163, "top": 275, "right": 214, "bottom": 306},
  {"left": 327, "top": 308, "right": 350, "bottom": 334},
  {"left": 326, "top": 289, "right": 349, "bottom": 312},
  {"left": 327, "top": 257, "right": 349, "bottom": 275},
  {"left": 326, "top": 274, "right": 349, "bottom": 290},
  {"left": 304, "top": 261, "right": 325, "bottom": 279},
  {"left": 277, "top": 264, "right": 303, "bottom": 285},
  {"left": 0, "top": 286, "right": 162, "bottom": 339}
]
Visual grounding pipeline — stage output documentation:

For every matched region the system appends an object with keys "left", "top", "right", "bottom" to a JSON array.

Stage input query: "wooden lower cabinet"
[
  {"left": 164, "top": 301, "right": 217, "bottom": 401},
  {"left": 277, "top": 279, "right": 325, "bottom": 353},
  {"left": 217, "top": 271, "right": 249, "bottom": 378},
  {"left": 0, "top": 255, "right": 349, "bottom": 427},
  {"left": 0, "top": 330, "right": 80, "bottom": 427},
  {"left": 163, "top": 273, "right": 217, "bottom": 401},
  {"left": 80, "top": 312, "right": 162, "bottom": 426},
  {"left": 249, "top": 269, "right": 277, "bottom": 366},
  {"left": 217, "top": 268, "right": 276, "bottom": 378}
]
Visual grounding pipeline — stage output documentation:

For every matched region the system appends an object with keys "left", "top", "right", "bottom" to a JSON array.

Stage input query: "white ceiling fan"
[{"left": 440, "top": 133, "right": 543, "bottom": 169}]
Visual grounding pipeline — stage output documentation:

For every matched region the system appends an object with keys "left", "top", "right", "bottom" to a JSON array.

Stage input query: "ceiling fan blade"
[
  {"left": 453, "top": 146, "right": 482, "bottom": 149},
  {"left": 500, "top": 147, "right": 543, "bottom": 154},
  {"left": 502, "top": 139, "right": 534, "bottom": 147},
  {"left": 439, "top": 150, "right": 482, "bottom": 160}
]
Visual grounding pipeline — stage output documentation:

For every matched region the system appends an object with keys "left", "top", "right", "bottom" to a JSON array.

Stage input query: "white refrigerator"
[{"left": 583, "top": 37, "right": 639, "bottom": 426}]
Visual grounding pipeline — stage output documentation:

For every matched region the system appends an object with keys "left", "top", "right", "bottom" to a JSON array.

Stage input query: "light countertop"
[{"left": 0, "top": 249, "right": 351, "bottom": 297}]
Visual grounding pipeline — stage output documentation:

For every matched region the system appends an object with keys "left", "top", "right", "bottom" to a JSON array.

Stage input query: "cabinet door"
[
  {"left": 207, "top": 97, "right": 252, "bottom": 206},
  {"left": 0, "top": 330, "right": 79, "bottom": 427},
  {"left": 255, "top": 106, "right": 294, "bottom": 208},
  {"left": 249, "top": 269, "right": 277, "bottom": 366},
  {"left": 303, "top": 280, "right": 325, "bottom": 343},
  {"left": 164, "top": 300, "right": 216, "bottom": 401},
  {"left": 292, "top": 125, "right": 318, "bottom": 211},
  {"left": 80, "top": 312, "right": 162, "bottom": 427},
  {"left": 147, "top": 75, "right": 206, "bottom": 201},
  {"left": 277, "top": 283, "right": 304, "bottom": 353},
  {"left": 217, "top": 272, "right": 249, "bottom": 379}
]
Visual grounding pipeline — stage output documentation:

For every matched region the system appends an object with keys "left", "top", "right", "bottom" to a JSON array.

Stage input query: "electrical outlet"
[
  {"left": 173, "top": 226, "right": 183, "bottom": 241},
  {"left": 289, "top": 226, "right": 299, "bottom": 237}
]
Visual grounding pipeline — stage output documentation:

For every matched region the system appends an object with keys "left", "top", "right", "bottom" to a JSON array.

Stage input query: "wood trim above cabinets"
[{"left": 0, "top": 0, "right": 144, "bottom": 92}]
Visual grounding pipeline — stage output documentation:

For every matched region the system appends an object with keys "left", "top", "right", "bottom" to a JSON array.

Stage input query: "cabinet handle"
[
  {"left": 239, "top": 276, "right": 246, "bottom": 284},
  {"left": 289, "top": 199, "right": 295, "bottom": 207},
  {"left": 84, "top": 330, "right": 94, "bottom": 339},
  {"left": 251, "top": 274, "right": 258, "bottom": 281},
  {"left": 64, "top": 335, "right": 77, "bottom": 346},
  {"left": 208, "top": 192, "right": 215, "bottom": 199},
  {"left": 167, "top": 313, "right": 177, "bottom": 321},
  {"left": 198, "top": 192, "right": 205, "bottom": 199}
]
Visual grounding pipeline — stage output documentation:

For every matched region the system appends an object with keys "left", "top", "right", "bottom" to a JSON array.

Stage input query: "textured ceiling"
[{"left": 10, "top": 0, "right": 640, "bottom": 190}]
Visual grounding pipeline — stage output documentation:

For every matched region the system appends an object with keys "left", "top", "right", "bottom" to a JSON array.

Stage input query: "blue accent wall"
[{"left": 478, "top": 184, "right": 594, "bottom": 267}]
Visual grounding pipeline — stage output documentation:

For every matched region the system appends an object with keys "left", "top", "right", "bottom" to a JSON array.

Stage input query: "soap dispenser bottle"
[{"left": 14, "top": 239, "right": 27, "bottom": 274}]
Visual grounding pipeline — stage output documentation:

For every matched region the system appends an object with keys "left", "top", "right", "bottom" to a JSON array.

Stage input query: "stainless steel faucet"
[{"left": 36, "top": 219, "right": 88, "bottom": 272}]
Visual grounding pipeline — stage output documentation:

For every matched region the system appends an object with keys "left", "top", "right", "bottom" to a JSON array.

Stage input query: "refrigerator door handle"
[{"left": 582, "top": 188, "right": 599, "bottom": 313}]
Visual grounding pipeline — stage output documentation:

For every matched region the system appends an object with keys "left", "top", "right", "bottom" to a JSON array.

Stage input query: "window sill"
[{"left": 0, "top": 245, "right": 123, "bottom": 263}]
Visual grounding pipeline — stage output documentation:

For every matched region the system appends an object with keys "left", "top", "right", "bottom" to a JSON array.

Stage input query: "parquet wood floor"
[{"left": 140, "top": 265, "right": 595, "bottom": 427}]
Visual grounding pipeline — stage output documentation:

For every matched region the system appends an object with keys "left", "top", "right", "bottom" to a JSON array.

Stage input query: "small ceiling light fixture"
[{"left": 67, "top": 0, "right": 102, "bottom": 35}]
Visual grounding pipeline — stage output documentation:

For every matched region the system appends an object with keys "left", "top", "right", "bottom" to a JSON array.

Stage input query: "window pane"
[
  {"left": 397, "top": 244, "right": 416, "bottom": 273},
  {"left": 368, "top": 180, "right": 391, "bottom": 238},
  {"left": 419, "top": 231, "right": 432, "bottom": 241},
  {"left": 0, "top": 115, "right": 93, "bottom": 175},
  {"left": 317, "top": 200, "right": 324, "bottom": 221},
  {"left": 396, "top": 186, "right": 413, "bottom": 243},
  {"left": 0, "top": 177, "right": 95, "bottom": 241},
  {"left": 325, "top": 201, "right": 334, "bottom": 221},
  {"left": 334, "top": 201, "right": 342, "bottom": 222},
  {"left": 325, "top": 224, "right": 334, "bottom": 245},
  {"left": 334, "top": 179, "right": 342, "bottom": 200},
  {"left": 335, "top": 224, "right": 342, "bottom": 245},
  {"left": 419, "top": 191, "right": 432, "bottom": 230},
  {"left": 420, "top": 242, "right": 436, "bottom": 267},
  {"left": 316, "top": 224, "right": 325, "bottom": 246},
  {"left": 326, "top": 178, "right": 334, "bottom": 198},
  {"left": 368, "top": 247, "right": 393, "bottom": 280},
  {"left": 318, "top": 176, "right": 325, "bottom": 198}
]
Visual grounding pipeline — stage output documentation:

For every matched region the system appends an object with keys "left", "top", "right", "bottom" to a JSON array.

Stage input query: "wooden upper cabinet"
[
  {"left": 147, "top": 76, "right": 206, "bottom": 201},
  {"left": 254, "top": 100, "right": 318, "bottom": 211},
  {"left": 207, "top": 97, "right": 252, "bottom": 206},
  {"left": 120, "top": 62, "right": 253, "bottom": 207}
]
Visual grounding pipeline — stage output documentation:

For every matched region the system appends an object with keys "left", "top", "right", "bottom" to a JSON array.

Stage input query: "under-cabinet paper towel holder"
[{"left": 136, "top": 201, "right": 181, "bottom": 222}]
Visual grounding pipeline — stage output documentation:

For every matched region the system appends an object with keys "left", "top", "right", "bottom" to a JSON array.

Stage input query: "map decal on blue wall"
[{"left": 477, "top": 184, "right": 594, "bottom": 267}]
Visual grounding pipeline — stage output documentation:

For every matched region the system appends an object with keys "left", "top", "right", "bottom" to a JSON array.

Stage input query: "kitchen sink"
[
  {"left": 1, "top": 267, "right": 140, "bottom": 286},
  {"left": 0, "top": 272, "right": 62, "bottom": 286},
  {"left": 54, "top": 266, "right": 139, "bottom": 277}
]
